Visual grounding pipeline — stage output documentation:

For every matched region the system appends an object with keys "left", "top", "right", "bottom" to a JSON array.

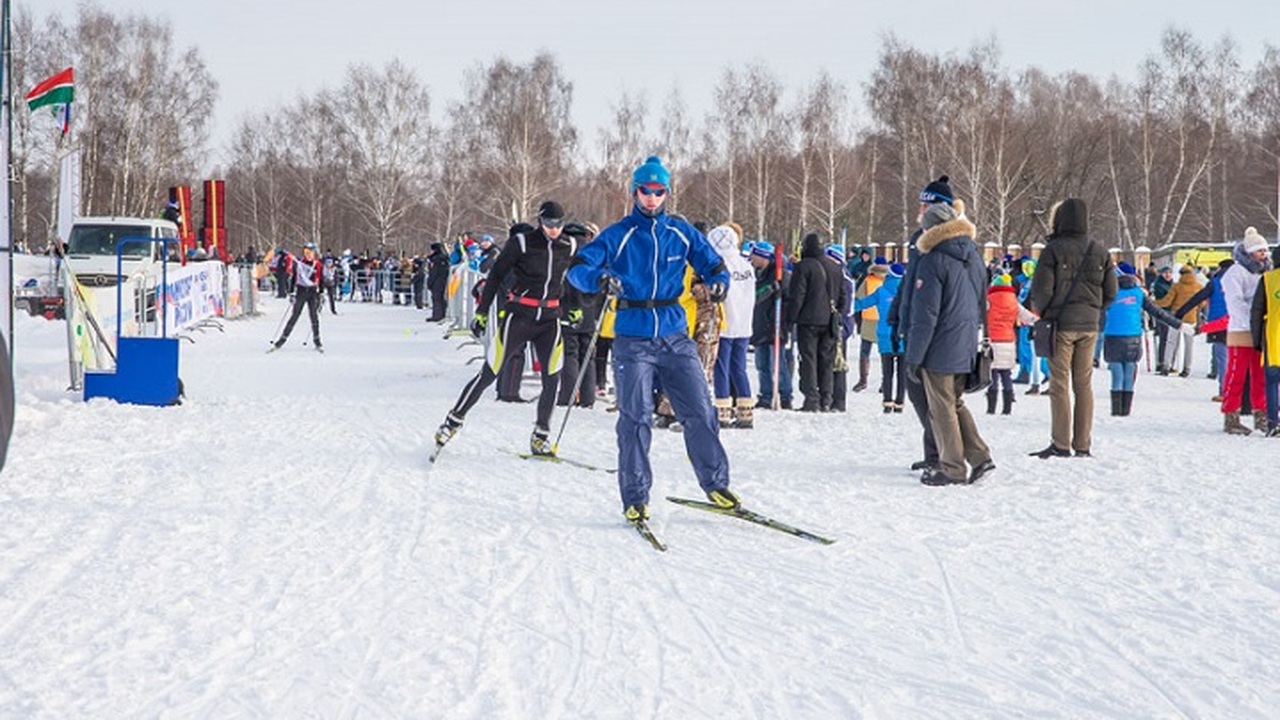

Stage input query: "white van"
[{"left": 65, "top": 216, "right": 180, "bottom": 287}]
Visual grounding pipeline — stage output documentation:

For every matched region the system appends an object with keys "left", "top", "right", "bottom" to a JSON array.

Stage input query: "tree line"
[{"left": 12, "top": 4, "right": 1280, "bottom": 259}]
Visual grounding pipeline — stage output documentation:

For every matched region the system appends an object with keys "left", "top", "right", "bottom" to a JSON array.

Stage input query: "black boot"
[
  {"left": 1001, "top": 391, "right": 1013, "bottom": 415},
  {"left": 1121, "top": 391, "right": 1134, "bottom": 417},
  {"left": 1110, "top": 390, "right": 1121, "bottom": 417},
  {"left": 852, "top": 357, "right": 870, "bottom": 393},
  {"left": 986, "top": 388, "right": 997, "bottom": 415}
]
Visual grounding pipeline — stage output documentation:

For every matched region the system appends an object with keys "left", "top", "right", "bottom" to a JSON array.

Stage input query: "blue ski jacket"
[{"left": 567, "top": 206, "right": 728, "bottom": 338}]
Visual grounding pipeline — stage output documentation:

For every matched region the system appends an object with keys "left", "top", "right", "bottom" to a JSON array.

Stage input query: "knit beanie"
[
  {"left": 825, "top": 244, "right": 845, "bottom": 263},
  {"left": 919, "top": 175, "right": 954, "bottom": 205},
  {"left": 1116, "top": 262, "right": 1136, "bottom": 276},
  {"left": 632, "top": 155, "right": 671, "bottom": 190},
  {"left": 889, "top": 263, "right": 906, "bottom": 277},
  {"left": 750, "top": 240, "right": 775, "bottom": 261},
  {"left": 537, "top": 201, "right": 565, "bottom": 222},
  {"left": 991, "top": 273, "right": 1012, "bottom": 287},
  {"left": 1242, "top": 227, "right": 1268, "bottom": 254}
]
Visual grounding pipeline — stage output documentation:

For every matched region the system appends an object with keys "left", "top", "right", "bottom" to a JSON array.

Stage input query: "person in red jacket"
[{"left": 986, "top": 273, "right": 1038, "bottom": 414}]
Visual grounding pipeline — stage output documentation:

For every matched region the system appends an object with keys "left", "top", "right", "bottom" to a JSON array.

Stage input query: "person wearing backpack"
[{"left": 1026, "top": 199, "right": 1118, "bottom": 458}]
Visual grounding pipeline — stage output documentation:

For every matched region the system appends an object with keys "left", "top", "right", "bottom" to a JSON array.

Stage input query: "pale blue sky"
[{"left": 29, "top": 0, "right": 1280, "bottom": 162}]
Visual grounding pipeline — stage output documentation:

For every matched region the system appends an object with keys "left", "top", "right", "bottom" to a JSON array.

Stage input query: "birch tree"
[
  {"left": 330, "top": 60, "right": 434, "bottom": 256},
  {"left": 454, "top": 52, "right": 576, "bottom": 225}
]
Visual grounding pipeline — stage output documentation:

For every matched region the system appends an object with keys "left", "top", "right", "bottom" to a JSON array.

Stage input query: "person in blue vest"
[
  {"left": 1103, "top": 263, "right": 1191, "bottom": 416},
  {"left": 566, "top": 155, "right": 737, "bottom": 524}
]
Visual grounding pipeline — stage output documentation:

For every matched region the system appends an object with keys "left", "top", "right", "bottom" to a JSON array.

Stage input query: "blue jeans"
[
  {"left": 713, "top": 337, "right": 752, "bottom": 399},
  {"left": 1267, "top": 365, "right": 1280, "bottom": 426},
  {"left": 612, "top": 334, "right": 730, "bottom": 510},
  {"left": 1212, "top": 341, "right": 1227, "bottom": 394},
  {"left": 1108, "top": 361, "right": 1137, "bottom": 391},
  {"left": 753, "top": 344, "right": 794, "bottom": 403}
]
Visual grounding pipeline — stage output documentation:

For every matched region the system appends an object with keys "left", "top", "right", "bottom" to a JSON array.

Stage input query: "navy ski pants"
[{"left": 612, "top": 333, "right": 731, "bottom": 510}]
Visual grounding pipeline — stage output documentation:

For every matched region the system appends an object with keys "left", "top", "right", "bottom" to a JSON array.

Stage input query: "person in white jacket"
[
  {"left": 1219, "top": 227, "right": 1274, "bottom": 434},
  {"left": 708, "top": 224, "right": 757, "bottom": 428}
]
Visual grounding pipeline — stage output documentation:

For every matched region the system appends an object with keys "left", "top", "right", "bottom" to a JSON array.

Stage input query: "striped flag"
[{"left": 26, "top": 67, "right": 75, "bottom": 135}]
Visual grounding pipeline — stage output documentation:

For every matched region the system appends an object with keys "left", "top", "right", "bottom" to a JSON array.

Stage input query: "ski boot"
[
  {"left": 434, "top": 412, "right": 464, "bottom": 447},
  {"left": 530, "top": 425, "right": 554, "bottom": 457},
  {"left": 707, "top": 487, "right": 741, "bottom": 510},
  {"left": 624, "top": 504, "right": 650, "bottom": 523}
]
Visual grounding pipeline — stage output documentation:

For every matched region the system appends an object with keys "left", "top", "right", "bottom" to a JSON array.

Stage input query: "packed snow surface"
[{"left": 2, "top": 299, "right": 1277, "bottom": 718}]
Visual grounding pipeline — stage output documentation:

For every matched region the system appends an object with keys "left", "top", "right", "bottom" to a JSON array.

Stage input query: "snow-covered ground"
[{"left": 2, "top": 297, "right": 1277, "bottom": 718}]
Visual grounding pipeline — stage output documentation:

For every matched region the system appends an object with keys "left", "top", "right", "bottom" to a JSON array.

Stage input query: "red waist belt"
[{"left": 511, "top": 296, "right": 560, "bottom": 308}]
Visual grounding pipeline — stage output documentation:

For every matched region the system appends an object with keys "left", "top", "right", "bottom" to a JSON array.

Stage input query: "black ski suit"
[{"left": 448, "top": 228, "right": 578, "bottom": 430}]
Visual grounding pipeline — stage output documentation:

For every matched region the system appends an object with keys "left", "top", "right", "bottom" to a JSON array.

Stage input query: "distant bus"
[{"left": 1149, "top": 242, "right": 1239, "bottom": 273}]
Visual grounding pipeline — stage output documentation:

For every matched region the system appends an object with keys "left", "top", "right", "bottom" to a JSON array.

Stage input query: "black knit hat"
[
  {"left": 919, "top": 175, "right": 954, "bottom": 205},
  {"left": 538, "top": 201, "right": 565, "bottom": 221}
]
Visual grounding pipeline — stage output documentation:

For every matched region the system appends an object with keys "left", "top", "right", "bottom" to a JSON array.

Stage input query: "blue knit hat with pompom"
[{"left": 632, "top": 155, "right": 671, "bottom": 190}]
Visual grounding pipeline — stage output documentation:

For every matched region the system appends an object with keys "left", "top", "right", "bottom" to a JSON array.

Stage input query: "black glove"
[
  {"left": 598, "top": 274, "right": 623, "bottom": 296},
  {"left": 905, "top": 363, "right": 922, "bottom": 384},
  {"left": 708, "top": 281, "right": 727, "bottom": 303},
  {"left": 470, "top": 312, "right": 488, "bottom": 339}
]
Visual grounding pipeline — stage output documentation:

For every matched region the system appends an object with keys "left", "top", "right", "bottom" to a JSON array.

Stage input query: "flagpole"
[{"left": 2, "top": 0, "right": 14, "bottom": 352}]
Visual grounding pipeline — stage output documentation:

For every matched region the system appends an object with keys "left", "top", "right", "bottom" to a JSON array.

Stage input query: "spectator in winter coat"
[
  {"left": 749, "top": 241, "right": 795, "bottom": 409},
  {"left": 855, "top": 262, "right": 905, "bottom": 412},
  {"left": 709, "top": 224, "right": 757, "bottom": 428},
  {"left": 1250, "top": 246, "right": 1280, "bottom": 437},
  {"left": 903, "top": 200, "right": 994, "bottom": 486},
  {"left": 426, "top": 243, "right": 450, "bottom": 321},
  {"left": 269, "top": 248, "right": 294, "bottom": 298},
  {"left": 1014, "top": 257, "right": 1049, "bottom": 389},
  {"left": 566, "top": 155, "right": 738, "bottom": 524},
  {"left": 1175, "top": 258, "right": 1233, "bottom": 398},
  {"left": 1104, "top": 263, "right": 1190, "bottom": 417},
  {"left": 827, "top": 245, "right": 856, "bottom": 412},
  {"left": 321, "top": 257, "right": 339, "bottom": 315},
  {"left": 852, "top": 258, "right": 888, "bottom": 393},
  {"left": 1026, "top": 198, "right": 1117, "bottom": 458},
  {"left": 788, "top": 232, "right": 847, "bottom": 412},
  {"left": 1154, "top": 266, "right": 1204, "bottom": 376},
  {"left": 888, "top": 175, "right": 957, "bottom": 473},
  {"left": 1220, "top": 227, "right": 1274, "bottom": 435},
  {"left": 985, "top": 273, "right": 1038, "bottom": 415},
  {"left": 558, "top": 222, "right": 605, "bottom": 408},
  {"left": 1150, "top": 265, "right": 1175, "bottom": 372}
]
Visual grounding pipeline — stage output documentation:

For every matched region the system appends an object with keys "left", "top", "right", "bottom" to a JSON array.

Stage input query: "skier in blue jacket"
[{"left": 566, "top": 155, "right": 737, "bottom": 524}]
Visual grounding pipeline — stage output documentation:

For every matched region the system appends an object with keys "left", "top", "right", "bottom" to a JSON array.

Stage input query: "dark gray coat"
[
  {"left": 904, "top": 217, "right": 987, "bottom": 374},
  {"left": 1027, "top": 199, "right": 1117, "bottom": 332}
]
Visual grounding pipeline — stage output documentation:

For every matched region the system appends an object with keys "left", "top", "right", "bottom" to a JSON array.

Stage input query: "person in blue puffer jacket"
[
  {"left": 1103, "top": 262, "right": 1192, "bottom": 416},
  {"left": 566, "top": 155, "right": 736, "bottom": 524},
  {"left": 856, "top": 262, "right": 906, "bottom": 412}
]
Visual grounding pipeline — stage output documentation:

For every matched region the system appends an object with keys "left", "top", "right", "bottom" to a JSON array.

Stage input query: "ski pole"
[
  {"left": 771, "top": 242, "right": 783, "bottom": 411},
  {"left": 551, "top": 292, "right": 613, "bottom": 455},
  {"left": 271, "top": 295, "right": 294, "bottom": 343}
]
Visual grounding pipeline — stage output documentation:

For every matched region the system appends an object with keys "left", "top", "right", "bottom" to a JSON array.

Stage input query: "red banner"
[{"left": 201, "top": 180, "right": 228, "bottom": 261}]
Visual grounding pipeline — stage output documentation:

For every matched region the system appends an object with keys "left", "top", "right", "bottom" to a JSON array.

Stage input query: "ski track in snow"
[{"left": 2, "top": 298, "right": 1279, "bottom": 718}]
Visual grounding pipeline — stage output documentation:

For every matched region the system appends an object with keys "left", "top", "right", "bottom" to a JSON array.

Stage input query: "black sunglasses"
[{"left": 540, "top": 217, "right": 565, "bottom": 229}]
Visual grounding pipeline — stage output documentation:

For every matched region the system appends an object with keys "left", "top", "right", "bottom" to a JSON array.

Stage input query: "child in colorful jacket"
[{"left": 986, "top": 274, "right": 1038, "bottom": 414}]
